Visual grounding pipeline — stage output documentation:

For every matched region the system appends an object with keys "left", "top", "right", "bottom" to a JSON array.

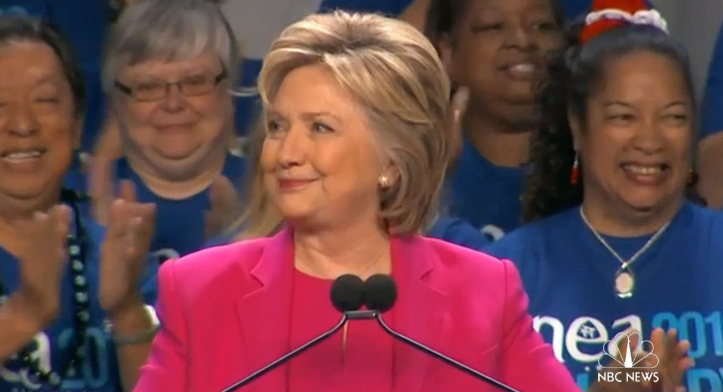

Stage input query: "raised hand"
[
  {"left": 647, "top": 328, "right": 692, "bottom": 392},
  {"left": 592, "top": 328, "right": 692, "bottom": 392},
  {"left": 14, "top": 205, "right": 72, "bottom": 325},
  {"left": 448, "top": 87, "right": 469, "bottom": 169},
  {"left": 204, "top": 175, "right": 241, "bottom": 241},
  {"left": 99, "top": 180, "right": 156, "bottom": 316}
]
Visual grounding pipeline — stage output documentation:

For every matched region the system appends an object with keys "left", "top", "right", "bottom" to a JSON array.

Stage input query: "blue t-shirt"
[
  {"left": 427, "top": 216, "right": 490, "bottom": 251},
  {"left": 700, "top": 21, "right": 723, "bottom": 139},
  {"left": 447, "top": 140, "right": 524, "bottom": 242},
  {"left": 0, "top": 202, "right": 158, "bottom": 392},
  {"left": 486, "top": 202, "right": 723, "bottom": 392},
  {"left": 115, "top": 155, "right": 246, "bottom": 263}
]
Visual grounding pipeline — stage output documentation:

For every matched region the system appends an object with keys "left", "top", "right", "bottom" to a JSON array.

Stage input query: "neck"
[
  {"left": 581, "top": 194, "right": 683, "bottom": 237},
  {"left": 293, "top": 221, "right": 392, "bottom": 280},
  {"left": 465, "top": 112, "right": 532, "bottom": 168},
  {"left": 128, "top": 153, "right": 226, "bottom": 200}
]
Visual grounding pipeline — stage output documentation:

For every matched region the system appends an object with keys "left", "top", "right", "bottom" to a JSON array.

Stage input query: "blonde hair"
[{"left": 232, "top": 11, "right": 452, "bottom": 239}]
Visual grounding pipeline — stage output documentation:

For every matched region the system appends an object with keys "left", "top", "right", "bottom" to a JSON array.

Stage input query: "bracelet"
[{"left": 110, "top": 305, "right": 160, "bottom": 345}]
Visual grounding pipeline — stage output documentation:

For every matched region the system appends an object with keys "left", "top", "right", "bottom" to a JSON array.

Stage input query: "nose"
[
  {"left": 160, "top": 84, "right": 186, "bottom": 112},
  {"left": 5, "top": 102, "right": 40, "bottom": 137},
  {"left": 276, "top": 126, "right": 307, "bottom": 169},
  {"left": 503, "top": 22, "right": 536, "bottom": 51},
  {"left": 632, "top": 118, "right": 665, "bottom": 154}
]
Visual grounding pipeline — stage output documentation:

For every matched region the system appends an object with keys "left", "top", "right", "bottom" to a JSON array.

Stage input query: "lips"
[
  {"left": 1, "top": 149, "right": 44, "bottom": 162},
  {"left": 500, "top": 62, "right": 540, "bottom": 81},
  {"left": 620, "top": 163, "right": 670, "bottom": 186},
  {"left": 277, "top": 178, "right": 315, "bottom": 190}
]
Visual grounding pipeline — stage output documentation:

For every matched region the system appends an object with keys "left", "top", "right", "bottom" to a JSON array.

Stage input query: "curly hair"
[{"left": 523, "top": 21, "right": 702, "bottom": 222}]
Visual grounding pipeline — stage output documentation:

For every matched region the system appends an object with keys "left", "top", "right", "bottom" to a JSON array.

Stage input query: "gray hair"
[{"left": 102, "top": 0, "right": 240, "bottom": 94}]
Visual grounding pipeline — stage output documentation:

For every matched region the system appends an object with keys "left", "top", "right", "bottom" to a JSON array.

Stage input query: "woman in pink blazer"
[{"left": 133, "top": 10, "right": 581, "bottom": 392}]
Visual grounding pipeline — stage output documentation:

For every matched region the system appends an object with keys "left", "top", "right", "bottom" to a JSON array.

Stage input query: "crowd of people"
[{"left": 0, "top": 0, "right": 721, "bottom": 391}]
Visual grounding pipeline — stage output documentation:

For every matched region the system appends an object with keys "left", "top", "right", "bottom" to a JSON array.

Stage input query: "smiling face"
[
  {"left": 260, "top": 64, "right": 384, "bottom": 228},
  {"left": 572, "top": 50, "right": 694, "bottom": 215},
  {"left": 440, "top": 0, "right": 562, "bottom": 126},
  {"left": 114, "top": 51, "right": 232, "bottom": 180},
  {"left": 0, "top": 41, "right": 79, "bottom": 206}
]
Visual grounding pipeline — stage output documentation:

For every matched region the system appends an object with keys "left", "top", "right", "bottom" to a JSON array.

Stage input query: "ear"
[{"left": 567, "top": 109, "right": 584, "bottom": 152}]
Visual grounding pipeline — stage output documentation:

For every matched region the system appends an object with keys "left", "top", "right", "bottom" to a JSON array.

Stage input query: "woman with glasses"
[{"left": 91, "top": 0, "right": 246, "bottom": 264}]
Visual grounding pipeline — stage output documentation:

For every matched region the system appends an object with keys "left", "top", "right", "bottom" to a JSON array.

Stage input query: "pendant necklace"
[{"left": 579, "top": 207, "right": 670, "bottom": 299}]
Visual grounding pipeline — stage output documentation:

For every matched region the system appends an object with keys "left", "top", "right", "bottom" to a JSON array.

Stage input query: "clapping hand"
[
  {"left": 593, "top": 328, "right": 692, "bottom": 392},
  {"left": 14, "top": 206, "right": 72, "bottom": 327},
  {"left": 99, "top": 180, "right": 156, "bottom": 316},
  {"left": 645, "top": 328, "right": 693, "bottom": 392}
]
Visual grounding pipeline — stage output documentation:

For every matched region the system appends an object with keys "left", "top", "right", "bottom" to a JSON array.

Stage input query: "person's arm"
[
  {"left": 497, "top": 259, "right": 582, "bottom": 392},
  {"left": 132, "top": 260, "right": 188, "bottom": 392},
  {"left": 0, "top": 294, "right": 53, "bottom": 361},
  {"left": 112, "top": 258, "right": 161, "bottom": 391},
  {"left": 697, "top": 22, "right": 723, "bottom": 209}
]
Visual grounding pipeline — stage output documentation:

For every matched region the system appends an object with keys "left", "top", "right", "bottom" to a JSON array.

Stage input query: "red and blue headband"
[{"left": 579, "top": 0, "right": 669, "bottom": 44}]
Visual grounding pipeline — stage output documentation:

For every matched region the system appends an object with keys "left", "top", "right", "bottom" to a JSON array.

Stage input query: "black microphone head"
[
  {"left": 330, "top": 274, "right": 365, "bottom": 312},
  {"left": 364, "top": 274, "right": 397, "bottom": 313}
]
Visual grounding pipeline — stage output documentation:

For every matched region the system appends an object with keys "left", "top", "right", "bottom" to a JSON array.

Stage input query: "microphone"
[
  {"left": 364, "top": 274, "right": 523, "bottom": 392},
  {"left": 219, "top": 274, "right": 371, "bottom": 392}
]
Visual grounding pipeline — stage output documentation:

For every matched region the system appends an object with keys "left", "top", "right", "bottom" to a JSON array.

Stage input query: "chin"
[{"left": 620, "top": 195, "right": 667, "bottom": 214}]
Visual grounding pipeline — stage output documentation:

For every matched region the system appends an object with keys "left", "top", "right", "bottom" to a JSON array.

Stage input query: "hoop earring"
[
  {"left": 570, "top": 153, "right": 580, "bottom": 185},
  {"left": 378, "top": 175, "right": 391, "bottom": 188}
]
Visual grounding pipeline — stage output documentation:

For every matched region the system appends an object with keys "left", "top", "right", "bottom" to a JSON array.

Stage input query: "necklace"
[
  {"left": 0, "top": 189, "right": 90, "bottom": 388},
  {"left": 579, "top": 207, "right": 670, "bottom": 299}
]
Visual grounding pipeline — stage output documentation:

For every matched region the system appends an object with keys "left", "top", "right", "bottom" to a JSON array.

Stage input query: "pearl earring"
[{"left": 379, "top": 175, "right": 391, "bottom": 188}]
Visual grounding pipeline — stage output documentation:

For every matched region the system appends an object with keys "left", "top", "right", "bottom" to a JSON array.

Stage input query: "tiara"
[{"left": 580, "top": 8, "right": 669, "bottom": 43}]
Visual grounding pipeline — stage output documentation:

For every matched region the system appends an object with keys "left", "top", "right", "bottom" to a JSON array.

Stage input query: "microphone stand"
[
  {"left": 220, "top": 310, "right": 376, "bottom": 392},
  {"left": 374, "top": 313, "right": 522, "bottom": 392}
]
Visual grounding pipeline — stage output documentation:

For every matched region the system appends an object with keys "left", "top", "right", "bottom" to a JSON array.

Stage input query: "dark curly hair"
[{"left": 523, "top": 21, "right": 703, "bottom": 222}]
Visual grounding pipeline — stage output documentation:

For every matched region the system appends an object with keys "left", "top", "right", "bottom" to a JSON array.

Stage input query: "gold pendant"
[{"left": 615, "top": 269, "right": 635, "bottom": 299}]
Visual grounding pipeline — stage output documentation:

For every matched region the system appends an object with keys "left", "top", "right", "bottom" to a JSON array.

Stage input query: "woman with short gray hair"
[{"left": 91, "top": 0, "right": 246, "bottom": 263}]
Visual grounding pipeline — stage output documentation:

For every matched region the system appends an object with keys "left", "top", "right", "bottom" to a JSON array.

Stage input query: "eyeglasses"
[{"left": 114, "top": 71, "right": 227, "bottom": 102}]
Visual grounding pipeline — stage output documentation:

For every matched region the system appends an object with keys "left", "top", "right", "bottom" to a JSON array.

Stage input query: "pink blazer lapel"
[
  {"left": 234, "top": 228, "right": 295, "bottom": 392},
  {"left": 391, "top": 236, "right": 450, "bottom": 392}
]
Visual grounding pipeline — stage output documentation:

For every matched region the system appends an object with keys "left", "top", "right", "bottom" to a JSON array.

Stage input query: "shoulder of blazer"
[{"left": 160, "top": 238, "right": 273, "bottom": 296}]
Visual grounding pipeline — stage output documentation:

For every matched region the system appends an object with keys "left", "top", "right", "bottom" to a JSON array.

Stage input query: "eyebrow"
[{"left": 299, "top": 111, "right": 342, "bottom": 123}]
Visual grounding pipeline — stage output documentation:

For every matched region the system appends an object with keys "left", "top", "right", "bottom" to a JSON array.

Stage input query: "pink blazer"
[{"left": 133, "top": 228, "right": 580, "bottom": 392}]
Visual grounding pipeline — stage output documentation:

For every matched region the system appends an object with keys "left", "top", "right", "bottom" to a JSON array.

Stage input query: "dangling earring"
[
  {"left": 687, "top": 169, "right": 697, "bottom": 186},
  {"left": 570, "top": 153, "right": 580, "bottom": 185},
  {"left": 378, "top": 175, "right": 391, "bottom": 188}
]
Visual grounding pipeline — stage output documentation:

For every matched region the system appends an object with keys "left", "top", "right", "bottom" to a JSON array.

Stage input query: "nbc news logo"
[{"left": 597, "top": 331, "right": 660, "bottom": 384}]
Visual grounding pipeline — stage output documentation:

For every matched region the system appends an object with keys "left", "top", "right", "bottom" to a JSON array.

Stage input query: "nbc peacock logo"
[{"left": 597, "top": 331, "right": 660, "bottom": 384}]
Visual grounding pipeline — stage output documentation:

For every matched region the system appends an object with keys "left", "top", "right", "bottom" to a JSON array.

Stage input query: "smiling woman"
[
  {"left": 132, "top": 10, "right": 580, "bottom": 392},
  {"left": 96, "top": 0, "right": 247, "bottom": 261},
  {"left": 0, "top": 14, "right": 159, "bottom": 392},
  {"left": 485, "top": 1, "right": 723, "bottom": 391}
]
